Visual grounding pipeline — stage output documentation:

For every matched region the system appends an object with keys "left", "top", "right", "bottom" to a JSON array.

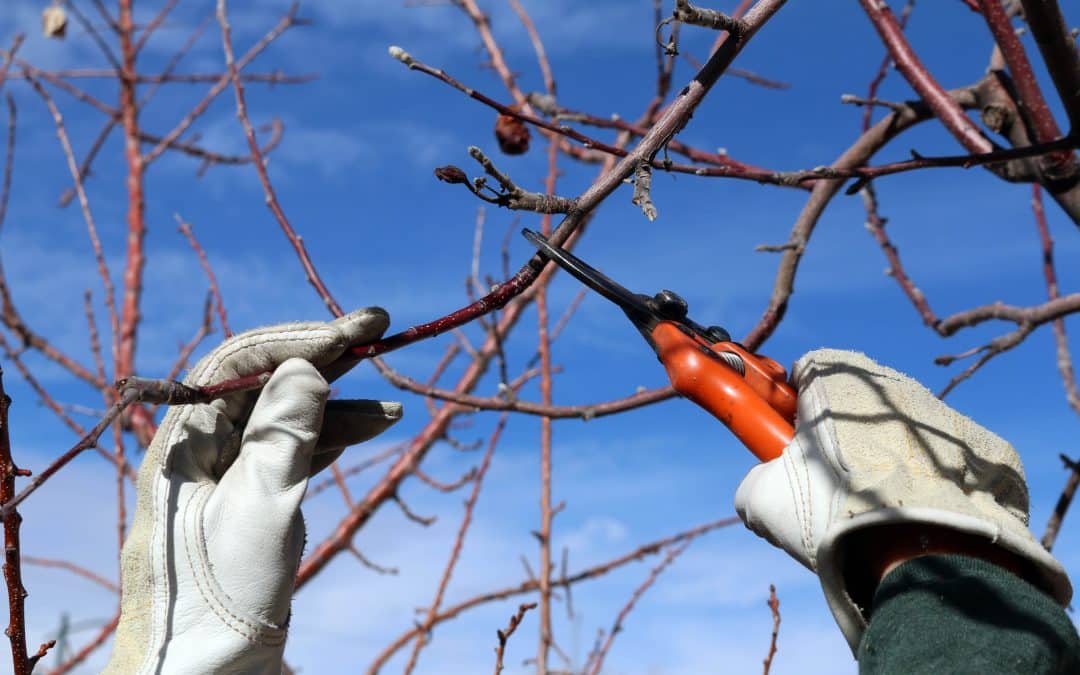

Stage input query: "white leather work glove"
[
  {"left": 105, "top": 308, "right": 402, "bottom": 674},
  {"left": 734, "top": 349, "right": 1071, "bottom": 653}
]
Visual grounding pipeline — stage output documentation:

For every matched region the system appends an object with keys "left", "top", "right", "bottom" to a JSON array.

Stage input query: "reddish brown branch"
[
  {"left": 451, "top": 0, "right": 527, "bottom": 107},
  {"left": 304, "top": 444, "right": 404, "bottom": 500},
  {"left": 0, "top": 262, "right": 104, "bottom": 389},
  {"left": 177, "top": 217, "right": 231, "bottom": 337},
  {"left": 585, "top": 538, "right": 697, "bottom": 675},
  {"left": 0, "top": 370, "right": 54, "bottom": 674},
  {"left": 412, "top": 465, "right": 476, "bottom": 493},
  {"left": 21, "top": 557, "right": 118, "bottom": 594},
  {"left": 43, "top": 613, "right": 118, "bottom": 675},
  {"left": 745, "top": 86, "right": 978, "bottom": 349},
  {"left": 83, "top": 292, "right": 107, "bottom": 389},
  {"left": 1018, "top": 0, "right": 1080, "bottom": 133},
  {"left": 217, "top": 0, "right": 342, "bottom": 317},
  {"left": 21, "top": 73, "right": 121, "bottom": 375},
  {"left": 144, "top": 4, "right": 304, "bottom": 165},
  {"left": 132, "top": 0, "right": 180, "bottom": 54},
  {"left": 0, "top": 385, "right": 141, "bottom": 519},
  {"left": 862, "top": 0, "right": 914, "bottom": 132},
  {"left": 330, "top": 461, "right": 354, "bottom": 507},
  {"left": 762, "top": 584, "right": 781, "bottom": 674},
  {"left": 165, "top": 293, "right": 214, "bottom": 383},
  {"left": 369, "top": 518, "right": 738, "bottom": 671},
  {"left": 1032, "top": 185, "right": 1080, "bottom": 415},
  {"left": 0, "top": 334, "right": 134, "bottom": 480},
  {"left": 493, "top": 603, "right": 536, "bottom": 675},
  {"left": 0, "top": 35, "right": 23, "bottom": 100},
  {"left": 115, "top": 0, "right": 147, "bottom": 386},
  {"left": 393, "top": 49, "right": 795, "bottom": 189},
  {"left": 376, "top": 360, "right": 676, "bottom": 419},
  {"left": 979, "top": 1, "right": 1061, "bottom": 142},
  {"left": 400, "top": 414, "right": 507, "bottom": 674},
  {"left": 1042, "top": 454, "right": 1080, "bottom": 551},
  {"left": 507, "top": 0, "right": 554, "bottom": 96},
  {"left": 860, "top": 0, "right": 991, "bottom": 154},
  {"left": 0, "top": 93, "right": 14, "bottom": 232},
  {"left": 861, "top": 185, "right": 937, "bottom": 328}
]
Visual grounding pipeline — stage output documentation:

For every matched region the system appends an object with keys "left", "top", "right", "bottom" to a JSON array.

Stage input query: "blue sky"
[{"left": 1, "top": 1, "right": 1079, "bottom": 673}]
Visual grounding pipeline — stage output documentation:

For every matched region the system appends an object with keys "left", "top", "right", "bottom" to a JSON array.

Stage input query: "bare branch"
[
  {"left": 762, "top": 585, "right": 781, "bottom": 674},
  {"left": 493, "top": 603, "right": 536, "bottom": 675},
  {"left": 217, "top": 0, "right": 342, "bottom": 317},
  {"left": 1042, "top": 454, "right": 1080, "bottom": 551},
  {"left": 1018, "top": 0, "right": 1080, "bottom": 133},
  {"left": 585, "top": 538, "right": 697, "bottom": 675}
]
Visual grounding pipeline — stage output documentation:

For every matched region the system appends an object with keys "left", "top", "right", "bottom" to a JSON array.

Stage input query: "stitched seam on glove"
[
  {"left": 189, "top": 327, "right": 340, "bottom": 386},
  {"left": 185, "top": 483, "right": 287, "bottom": 646}
]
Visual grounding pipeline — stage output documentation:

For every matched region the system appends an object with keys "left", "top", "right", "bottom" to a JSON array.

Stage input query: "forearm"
[{"left": 858, "top": 555, "right": 1080, "bottom": 674}]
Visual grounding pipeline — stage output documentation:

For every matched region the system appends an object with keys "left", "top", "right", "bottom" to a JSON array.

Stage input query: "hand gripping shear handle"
[{"left": 523, "top": 229, "right": 796, "bottom": 462}]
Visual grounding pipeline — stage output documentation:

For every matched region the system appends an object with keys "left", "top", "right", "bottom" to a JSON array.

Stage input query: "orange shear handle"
[{"left": 651, "top": 322, "right": 796, "bottom": 462}]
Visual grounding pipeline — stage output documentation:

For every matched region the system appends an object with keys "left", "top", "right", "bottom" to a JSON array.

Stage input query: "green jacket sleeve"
[{"left": 858, "top": 554, "right": 1079, "bottom": 674}]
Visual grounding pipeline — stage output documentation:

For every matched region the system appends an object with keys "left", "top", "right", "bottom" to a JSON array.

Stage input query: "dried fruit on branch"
[
  {"left": 41, "top": 5, "right": 67, "bottom": 39},
  {"left": 494, "top": 114, "right": 530, "bottom": 155}
]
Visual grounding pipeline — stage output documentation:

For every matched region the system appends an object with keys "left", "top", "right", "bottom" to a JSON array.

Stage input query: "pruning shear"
[{"left": 523, "top": 229, "right": 796, "bottom": 462}]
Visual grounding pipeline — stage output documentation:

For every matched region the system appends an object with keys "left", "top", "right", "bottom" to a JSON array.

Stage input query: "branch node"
[{"left": 631, "top": 160, "right": 658, "bottom": 221}]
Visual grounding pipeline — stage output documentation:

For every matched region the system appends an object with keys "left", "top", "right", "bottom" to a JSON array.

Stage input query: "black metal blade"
[{"left": 522, "top": 229, "right": 654, "bottom": 319}]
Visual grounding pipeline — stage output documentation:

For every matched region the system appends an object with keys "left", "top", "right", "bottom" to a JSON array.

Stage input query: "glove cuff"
[{"left": 817, "top": 507, "right": 1073, "bottom": 654}]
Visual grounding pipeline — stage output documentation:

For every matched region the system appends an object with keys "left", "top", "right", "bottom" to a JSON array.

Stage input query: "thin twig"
[
  {"left": 1042, "top": 455, "right": 1080, "bottom": 551},
  {"left": 217, "top": 1, "right": 341, "bottom": 316},
  {"left": 22, "top": 72, "right": 120, "bottom": 368},
  {"left": 43, "top": 613, "right": 118, "bottom": 675},
  {"left": 1032, "top": 184, "right": 1080, "bottom": 415},
  {"left": 369, "top": 518, "right": 738, "bottom": 670},
  {"left": 493, "top": 603, "right": 536, "bottom": 675},
  {"left": 0, "top": 93, "right": 14, "bottom": 232},
  {"left": 21, "top": 557, "right": 117, "bottom": 594},
  {"left": 762, "top": 585, "right": 781, "bottom": 674},
  {"left": 401, "top": 415, "right": 508, "bottom": 674},
  {"left": 535, "top": 136, "right": 560, "bottom": 673},
  {"left": 585, "top": 539, "right": 697, "bottom": 675},
  {"left": 0, "top": 370, "right": 55, "bottom": 673},
  {"left": 1017, "top": 0, "right": 1080, "bottom": 133},
  {"left": 176, "top": 216, "right": 231, "bottom": 337}
]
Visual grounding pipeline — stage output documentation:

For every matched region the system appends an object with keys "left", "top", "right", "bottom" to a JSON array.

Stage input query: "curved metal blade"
[{"left": 522, "top": 229, "right": 653, "bottom": 318}]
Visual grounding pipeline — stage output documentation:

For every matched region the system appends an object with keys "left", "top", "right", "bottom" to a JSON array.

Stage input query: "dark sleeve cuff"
[{"left": 857, "top": 554, "right": 1079, "bottom": 675}]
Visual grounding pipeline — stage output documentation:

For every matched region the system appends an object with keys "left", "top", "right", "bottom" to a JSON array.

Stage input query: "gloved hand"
[
  {"left": 105, "top": 308, "right": 402, "bottom": 674},
  {"left": 734, "top": 349, "right": 1071, "bottom": 653}
]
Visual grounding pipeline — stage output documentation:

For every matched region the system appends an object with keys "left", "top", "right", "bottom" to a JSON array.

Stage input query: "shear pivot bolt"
[{"left": 652, "top": 290, "right": 688, "bottom": 320}]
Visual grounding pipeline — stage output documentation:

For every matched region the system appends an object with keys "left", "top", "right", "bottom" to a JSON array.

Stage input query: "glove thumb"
[
  {"left": 735, "top": 450, "right": 818, "bottom": 571},
  {"left": 222, "top": 357, "right": 329, "bottom": 503}
]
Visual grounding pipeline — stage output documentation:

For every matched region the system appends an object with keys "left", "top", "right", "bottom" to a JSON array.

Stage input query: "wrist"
[{"left": 842, "top": 523, "right": 1033, "bottom": 615}]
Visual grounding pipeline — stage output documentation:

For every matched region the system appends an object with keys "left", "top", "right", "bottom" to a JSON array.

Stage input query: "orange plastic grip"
[{"left": 651, "top": 322, "right": 796, "bottom": 462}]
